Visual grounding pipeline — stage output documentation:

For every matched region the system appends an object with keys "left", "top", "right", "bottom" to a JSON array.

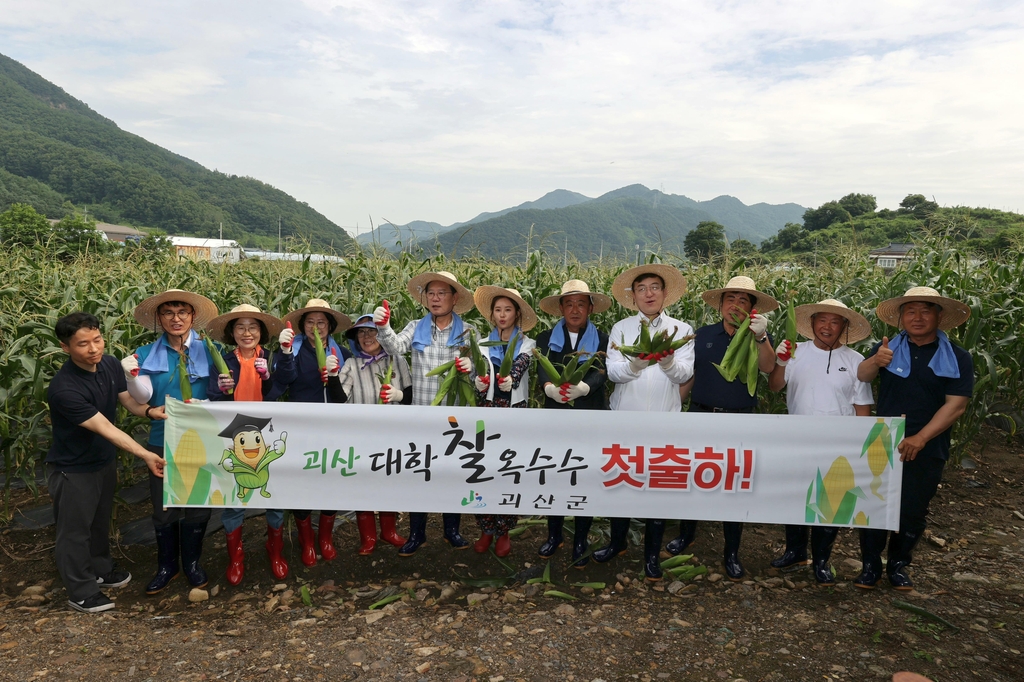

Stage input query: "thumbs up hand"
[{"left": 875, "top": 336, "right": 893, "bottom": 367}]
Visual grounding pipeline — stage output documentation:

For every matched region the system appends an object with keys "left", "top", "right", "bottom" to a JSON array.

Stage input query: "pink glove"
[
  {"left": 217, "top": 374, "right": 235, "bottom": 392},
  {"left": 776, "top": 339, "right": 794, "bottom": 366},
  {"left": 254, "top": 357, "right": 270, "bottom": 379}
]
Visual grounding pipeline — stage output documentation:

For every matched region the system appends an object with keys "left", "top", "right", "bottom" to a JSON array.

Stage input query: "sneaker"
[
  {"left": 96, "top": 567, "right": 132, "bottom": 589},
  {"left": 69, "top": 593, "right": 115, "bottom": 613}
]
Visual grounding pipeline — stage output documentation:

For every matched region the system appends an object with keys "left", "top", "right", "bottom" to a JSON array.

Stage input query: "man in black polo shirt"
[
  {"left": 854, "top": 287, "right": 973, "bottom": 590},
  {"left": 534, "top": 279, "right": 612, "bottom": 567},
  {"left": 671, "top": 276, "right": 779, "bottom": 580},
  {"left": 47, "top": 312, "right": 166, "bottom": 613}
]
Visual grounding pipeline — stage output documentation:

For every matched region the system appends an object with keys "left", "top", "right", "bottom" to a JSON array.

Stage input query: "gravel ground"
[{"left": 2, "top": 426, "right": 1022, "bottom": 682}]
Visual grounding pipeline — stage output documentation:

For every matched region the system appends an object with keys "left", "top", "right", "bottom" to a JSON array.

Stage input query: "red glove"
[{"left": 373, "top": 300, "right": 391, "bottom": 326}]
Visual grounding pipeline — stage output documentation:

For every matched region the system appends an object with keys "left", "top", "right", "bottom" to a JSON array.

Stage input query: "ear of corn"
[
  {"left": 313, "top": 327, "right": 327, "bottom": 385},
  {"left": 172, "top": 428, "right": 207, "bottom": 501},
  {"left": 786, "top": 300, "right": 797, "bottom": 359},
  {"left": 497, "top": 330, "right": 520, "bottom": 378},
  {"left": 177, "top": 351, "right": 192, "bottom": 402},
  {"left": 204, "top": 336, "right": 233, "bottom": 395},
  {"left": 863, "top": 418, "right": 891, "bottom": 500}
]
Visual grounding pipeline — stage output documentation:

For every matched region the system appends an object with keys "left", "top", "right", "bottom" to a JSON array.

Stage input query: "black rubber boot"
[
  {"left": 539, "top": 516, "right": 564, "bottom": 558},
  {"left": 887, "top": 529, "right": 920, "bottom": 591},
  {"left": 665, "top": 520, "right": 698, "bottom": 556},
  {"left": 398, "top": 513, "right": 428, "bottom": 556},
  {"left": 593, "top": 518, "right": 630, "bottom": 563},
  {"left": 145, "top": 522, "right": 180, "bottom": 595},
  {"left": 570, "top": 517, "right": 593, "bottom": 569},
  {"left": 179, "top": 521, "right": 209, "bottom": 588},
  {"left": 644, "top": 519, "right": 666, "bottom": 581},
  {"left": 770, "top": 525, "right": 810, "bottom": 569},
  {"left": 723, "top": 522, "right": 744, "bottom": 581},
  {"left": 810, "top": 526, "right": 839, "bottom": 585},
  {"left": 853, "top": 529, "right": 888, "bottom": 589},
  {"left": 442, "top": 513, "right": 469, "bottom": 549}
]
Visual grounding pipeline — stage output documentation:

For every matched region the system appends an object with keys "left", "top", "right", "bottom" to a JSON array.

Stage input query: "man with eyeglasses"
[
  {"left": 374, "top": 271, "right": 476, "bottom": 555},
  {"left": 122, "top": 290, "right": 219, "bottom": 595}
]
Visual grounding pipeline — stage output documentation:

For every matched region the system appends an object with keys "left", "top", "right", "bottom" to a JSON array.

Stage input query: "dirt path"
[{"left": 2, "top": 426, "right": 1022, "bottom": 681}]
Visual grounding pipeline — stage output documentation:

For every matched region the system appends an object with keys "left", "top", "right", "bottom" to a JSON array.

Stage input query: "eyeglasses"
[
  {"left": 356, "top": 328, "right": 378, "bottom": 335},
  {"left": 632, "top": 284, "right": 663, "bottom": 295},
  {"left": 425, "top": 290, "right": 452, "bottom": 299},
  {"left": 160, "top": 310, "right": 193, "bottom": 320}
]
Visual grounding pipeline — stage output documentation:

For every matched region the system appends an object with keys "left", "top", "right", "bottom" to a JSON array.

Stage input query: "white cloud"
[{"left": 2, "top": 0, "right": 1024, "bottom": 229}]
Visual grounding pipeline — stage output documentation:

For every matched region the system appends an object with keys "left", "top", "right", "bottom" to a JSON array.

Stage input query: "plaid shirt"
[{"left": 377, "top": 318, "right": 471, "bottom": 406}]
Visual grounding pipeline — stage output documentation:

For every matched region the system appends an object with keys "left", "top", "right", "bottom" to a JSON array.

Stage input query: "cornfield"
[{"left": 1, "top": 236, "right": 1021, "bottom": 518}]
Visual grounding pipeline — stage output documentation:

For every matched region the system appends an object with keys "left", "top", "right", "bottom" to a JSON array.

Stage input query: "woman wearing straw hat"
[
  {"left": 766, "top": 299, "right": 875, "bottom": 585},
  {"left": 121, "top": 289, "right": 219, "bottom": 595},
  {"left": 534, "top": 279, "right": 611, "bottom": 567},
  {"left": 672, "top": 275, "right": 778, "bottom": 581},
  {"left": 598, "top": 264, "right": 695, "bottom": 582},
  {"left": 372, "top": 271, "right": 476, "bottom": 555},
  {"left": 853, "top": 287, "right": 973, "bottom": 590},
  {"left": 339, "top": 314, "right": 412, "bottom": 556},
  {"left": 470, "top": 286, "right": 538, "bottom": 556},
  {"left": 205, "top": 304, "right": 292, "bottom": 585},
  {"left": 275, "top": 298, "right": 353, "bottom": 567}
]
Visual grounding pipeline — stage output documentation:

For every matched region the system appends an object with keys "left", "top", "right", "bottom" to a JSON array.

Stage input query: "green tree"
[
  {"left": 729, "top": 238, "right": 757, "bottom": 255},
  {"left": 838, "top": 193, "right": 877, "bottom": 217},
  {"left": 0, "top": 202, "right": 51, "bottom": 246},
  {"left": 898, "top": 194, "right": 939, "bottom": 218},
  {"left": 53, "top": 213, "right": 108, "bottom": 256},
  {"left": 684, "top": 220, "right": 727, "bottom": 260},
  {"left": 802, "top": 201, "right": 852, "bottom": 231}
]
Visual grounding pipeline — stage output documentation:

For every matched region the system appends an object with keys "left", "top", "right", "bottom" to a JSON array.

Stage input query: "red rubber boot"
[
  {"left": 318, "top": 513, "right": 337, "bottom": 561},
  {"left": 495, "top": 534, "right": 511, "bottom": 557},
  {"left": 474, "top": 533, "right": 494, "bottom": 553},
  {"left": 356, "top": 512, "right": 378, "bottom": 556},
  {"left": 379, "top": 512, "right": 407, "bottom": 548},
  {"left": 225, "top": 527, "right": 244, "bottom": 586},
  {"left": 295, "top": 515, "right": 317, "bottom": 567},
  {"left": 265, "top": 524, "right": 289, "bottom": 580}
]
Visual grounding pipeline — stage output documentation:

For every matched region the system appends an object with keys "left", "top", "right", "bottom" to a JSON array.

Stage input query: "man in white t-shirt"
[{"left": 767, "top": 299, "right": 874, "bottom": 585}]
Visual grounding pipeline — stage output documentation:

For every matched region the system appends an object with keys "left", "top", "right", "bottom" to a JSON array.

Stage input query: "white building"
[{"left": 169, "top": 237, "right": 243, "bottom": 263}]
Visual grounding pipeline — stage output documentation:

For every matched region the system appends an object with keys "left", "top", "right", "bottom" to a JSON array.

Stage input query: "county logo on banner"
[{"left": 163, "top": 399, "right": 905, "bottom": 530}]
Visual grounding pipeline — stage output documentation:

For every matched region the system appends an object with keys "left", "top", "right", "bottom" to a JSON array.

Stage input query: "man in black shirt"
[
  {"left": 47, "top": 313, "right": 166, "bottom": 613},
  {"left": 534, "top": 280, "right": 611, "bottom": 566},
  {"left": 855, "top": 287, "right": 973, "bottom": 590}
]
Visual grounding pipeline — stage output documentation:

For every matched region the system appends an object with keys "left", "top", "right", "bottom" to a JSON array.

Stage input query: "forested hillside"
[{"left": 0, "top": 53, "right": 354, "bottom": 251}]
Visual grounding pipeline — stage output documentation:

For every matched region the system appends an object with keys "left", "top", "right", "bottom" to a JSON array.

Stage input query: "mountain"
[
  {"left": 421, "top": 185, "right": 805, "bottom": 260},
  {"left": 358, "top": 188, "right": 592, "bottom": 249},
  {"left": 0, "top": 53, "right": 354, "bottom": 251}
]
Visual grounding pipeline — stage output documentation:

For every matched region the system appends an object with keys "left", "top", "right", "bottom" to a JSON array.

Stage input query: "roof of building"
[
  {"left": 869, "top": 242, "right": 915, "bottom": 256},
  {"left": 169, "top": 237, "right": 241, "bottom": 248}
]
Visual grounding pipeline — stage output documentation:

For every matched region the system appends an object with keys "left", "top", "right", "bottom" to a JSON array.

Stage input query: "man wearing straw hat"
[
  {"left": 122, "top": 289, "right": 219, "bottom": 595},
  {"left": 597, "top": 264, "right": 694, "bottom": 581},
  {"left": 534, "top": 279, "right": 612, "bottom": 567},
  {"left": 853, "top": 287, "right": 973, "bottom": 590},
  {"left": 671, "top": 275, "right": 778, "bottom": 581},
  {"left": 767, "top": 299, "right": 875, "bottom": 585},
  {"left": 373, "top": 271, "right": 476, "bottom": 555}
]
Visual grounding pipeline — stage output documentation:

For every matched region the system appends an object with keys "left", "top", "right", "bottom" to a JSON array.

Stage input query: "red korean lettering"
[{"left": 648, "top": 445, "right": 691, "bottom": 490}]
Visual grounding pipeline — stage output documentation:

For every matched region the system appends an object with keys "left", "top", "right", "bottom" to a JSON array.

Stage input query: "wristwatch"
[
  {"left": 145, "top": 405, "right": 156, "bottom": 419},
  {"left": 755, "top": 334, "right": 768, "bottom": 344}
]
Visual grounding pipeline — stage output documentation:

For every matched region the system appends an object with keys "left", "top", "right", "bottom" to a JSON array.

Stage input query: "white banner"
[{"left": 163, "top": 399, "right": 905, "bottom": 530}]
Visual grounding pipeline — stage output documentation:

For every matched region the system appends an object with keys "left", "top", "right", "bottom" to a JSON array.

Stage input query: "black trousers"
[
  {"left": 147, "top": 444, "right": 211, "bottom": 528},
  {"left": 48, "top": 460, "right": 116, "bottom": 601},
  {"left": 898, "top": 454, "right": 945, "bottom": 536}
]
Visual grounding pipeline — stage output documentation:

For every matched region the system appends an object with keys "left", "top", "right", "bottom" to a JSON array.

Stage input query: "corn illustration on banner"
[{"left": 163, "top": 399, "right": 905, "bottom": 530}]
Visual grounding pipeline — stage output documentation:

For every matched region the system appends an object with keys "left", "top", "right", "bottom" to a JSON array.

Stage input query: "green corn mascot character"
[{"left": 217, "top": 414, "right": 287, "bottom": 499}]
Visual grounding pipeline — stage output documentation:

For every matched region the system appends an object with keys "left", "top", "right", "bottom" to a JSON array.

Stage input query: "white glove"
[
  {"left": 455, "top": 357, "right": 472, "bottom": 374},
  {"left": 273, "top": 431, "right": 287, "bottom": 454},
  {"left": 544, "top": 383, "right": 568, "bottom": 404},
  {"left": 474, "top": 376, "right": 490, "bottom": 393},
  {"left": 776, "top": 339, "right": 794, "bottom": 366},
  {"left": 657, "top": 350, "right": 675, "bottom": 371},
  {"left": 628, "top": 356, "right": 648, "bottom": 374},
  {"left": 497, "top": 376, "right": 513, "bottom": 392},
  {"left": 121, "top": 354, "right": 139, "bottom": 381},
  {"left": 217, "top": 374, "right": 235, "bottom": 392},
  {"left": 278, "top": 326, "right": 295, "bottom": 354},
  {"left": 254, "top": 357, "right": 270, "bottom": 379},
  {"left": 565, "top": 382, "right": 590, "bottom": 400},
  {"left": 382, "top": 385, "right": 403, "bottom": 403},
  {"left": 373, "top": 303, "right": 390, "bottom": 326},
  {"left": 748, "top": 313, "right": 768, "bottom": 339},
  {"left": 325, "top": 353, "right": 340, "bottom": 377}
]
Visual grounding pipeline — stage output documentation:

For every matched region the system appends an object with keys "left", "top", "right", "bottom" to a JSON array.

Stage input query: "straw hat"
[
  {"left": 876, "top": 286, "right": 971, "bottom": 330},
  {"left": 134, "top": 289, "right": 218, "bottom": 332},
  {"left": 538, "top": 279, "right": 613, "bottom": 316},
  {"left": 474, "top": 286, "right": 538, "bottom": 332},
  {"left": 701, "top": 276, "right": 780, "bottom": 313},
  {"left": 206, "top": 304, "right": 284, "bottom": 345},
  {"left": 406, "top": 270, "right": 474, "bottom": 315},
  {"left": 283, "top": 298, "right": 352, "bottom": 333},
  {"left": 611, "top": 264, "right": 688, "bottom": 311},
  {"left": 795, "top": 299, "right": 872, "bottom": 345}
]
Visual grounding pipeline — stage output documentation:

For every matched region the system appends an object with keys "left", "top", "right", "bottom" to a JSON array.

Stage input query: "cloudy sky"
[{"left": 3, "top": 1, "right": 1023, "bottom": 235}]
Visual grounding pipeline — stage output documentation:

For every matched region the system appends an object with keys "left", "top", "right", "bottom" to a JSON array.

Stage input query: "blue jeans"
[{"left": 222, "top": 508, "right": 284, "bottom": 533}]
